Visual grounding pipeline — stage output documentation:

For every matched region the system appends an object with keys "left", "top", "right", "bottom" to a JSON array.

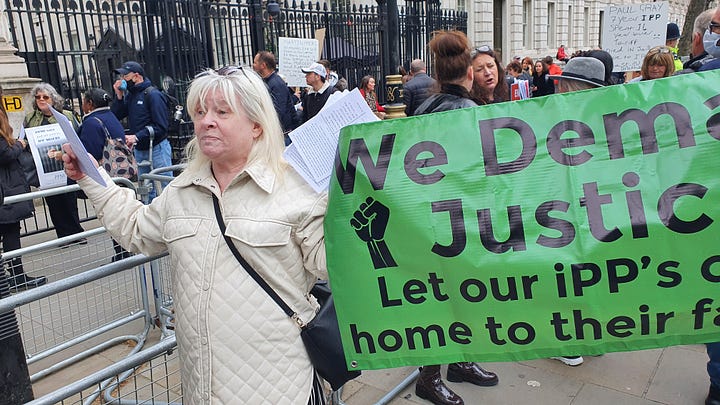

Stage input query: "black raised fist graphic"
[{"left": 350, "top": 197, "right": 397, "bottom": 269}]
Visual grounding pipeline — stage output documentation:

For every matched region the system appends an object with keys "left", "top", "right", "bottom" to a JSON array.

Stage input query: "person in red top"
[
  {"left": 556, "top": 44, "right": 569, "bottom": 62},
  {"left": 544, "top": 56, "right": 563, "bottom": 85},
  {"left": 359, "top": 75, "right": 386, "bottom": 119}
]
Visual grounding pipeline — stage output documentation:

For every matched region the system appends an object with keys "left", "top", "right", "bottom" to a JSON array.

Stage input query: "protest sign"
[
  {"left": 278, "top": 37, "right": 319, "bottom": 88},
  {"left": 24, "top": 123, "right": 67, "bottom": 189},
  {"left": 325, "top": 70, "right": 720, "bottom": 371},
  {"left": 601, "top": 1, "right": 668, "bottom": 72}
]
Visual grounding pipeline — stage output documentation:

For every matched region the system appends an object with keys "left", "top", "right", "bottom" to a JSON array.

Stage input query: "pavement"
[{"left": 343, "top": 344, "right": 711, "bottom": 404}]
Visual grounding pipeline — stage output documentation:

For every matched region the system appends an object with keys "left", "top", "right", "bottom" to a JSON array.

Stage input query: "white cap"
[{"left": 301, "top": 62, "right": 327, "bottom": 78}]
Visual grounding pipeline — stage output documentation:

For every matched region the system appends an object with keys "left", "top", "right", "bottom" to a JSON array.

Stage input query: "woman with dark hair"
[
  {"left": 24, "top": 82, "right": 85, "bottom": 245},
  {"left": 469, "top": 45, "right": 509, "bottom": 104},
  {"left": 0, "top": 85, "right": 46, "bottom": 290},
  {"left": 521, "top": 56, "right": 534, "bottom": 77},
  {"left": 414, "top": 30, "right": 499, "bottom": 405},
  {"left": 79, "top": 88, "right": 126, "bottom": 160},
  {"left": 79, "top": 88, "right": 130, "bottom": 262},
  {"left": 531, "top": 59, "right": 555, "bottom": 97},
  {"left": 358, "top": 75, "right": 386, "bottom": 119}
]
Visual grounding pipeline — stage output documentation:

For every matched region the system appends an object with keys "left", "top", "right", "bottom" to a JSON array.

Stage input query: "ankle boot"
[
  {"left": 415, "top": 365, "right": 464, "bottom": 405},
  {"left": 447, "top": 362, "right": 499, "bottom": 386},
  {"left": 9, "top": 273, "right": 47, "bottom": 292}
]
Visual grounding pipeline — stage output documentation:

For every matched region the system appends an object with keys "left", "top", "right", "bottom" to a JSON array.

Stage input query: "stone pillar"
[{"left": 0, "top": 7, "right": 41, "bottom": 133}]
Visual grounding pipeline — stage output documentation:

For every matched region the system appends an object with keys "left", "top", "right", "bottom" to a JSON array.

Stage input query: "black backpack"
[{"left": 143, "top": 86, "right": 184, "bottom": 134}]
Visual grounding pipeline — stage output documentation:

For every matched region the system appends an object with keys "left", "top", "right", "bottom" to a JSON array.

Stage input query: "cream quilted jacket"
[{"left": 78, "top": 161, "right": 328, "bottom": 404}]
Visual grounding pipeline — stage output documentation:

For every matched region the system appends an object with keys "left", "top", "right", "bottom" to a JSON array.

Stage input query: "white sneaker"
[{"left": 551, "top": 356, "right": 584, "bottom": 366}]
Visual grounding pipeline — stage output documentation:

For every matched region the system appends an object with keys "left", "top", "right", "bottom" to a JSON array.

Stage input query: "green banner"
[{"left": 325, "top": 70, "right": 720, "bottom": 371}]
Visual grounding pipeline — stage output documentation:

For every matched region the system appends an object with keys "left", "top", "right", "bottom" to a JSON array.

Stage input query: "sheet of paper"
[
  {"left": 23, "top": 123, "right": 67, "bottom": 189},
  {"left": 284, "top": 143, "right": 327, "bottom": 192},
  {"left": 50, "top": 108, "right": 106, "bottom": 187},
  {"left": 16, "top": 126, "right": 25, "bottom": 140},
  {"left": 288, "top": 88, "right": 378, "bottom": 183}
]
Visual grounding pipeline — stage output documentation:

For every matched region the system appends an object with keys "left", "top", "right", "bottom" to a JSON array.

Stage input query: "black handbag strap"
[
  {"left": 212, "top": 194, "right": 303, "bottom": 324},
  {"left": 93, "top": 117, "right": 113, "bottom": 140}
]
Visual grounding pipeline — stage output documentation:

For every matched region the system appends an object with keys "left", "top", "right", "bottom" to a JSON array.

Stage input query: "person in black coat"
[
  {"left": 0, "top": 88, "right": 47, "bottom": 290},
  {"left": 404, "top": 59, "right": 437, "bottom": 116}
]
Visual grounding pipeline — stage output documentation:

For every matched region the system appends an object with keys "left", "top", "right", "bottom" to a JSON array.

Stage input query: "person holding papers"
[
  {"left": 60, "top": 66, "right": 329, "bottom": 404},
  {"left": 24, "top": 83, "right": 85, "bottom": 246},
  {"left": 414, "top": 30, "right": 499, "bottom": 405},
  {"left": 0, "top": 85, "right": 47, "bottom": 291}
]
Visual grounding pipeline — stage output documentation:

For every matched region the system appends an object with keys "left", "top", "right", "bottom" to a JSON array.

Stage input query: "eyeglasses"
[
  {"left": 471, "top": 45, "right": 493, "bottom": 57},
  {"left": 195, "top": 65, "right": 251, "bottom": 79},
  {"left": 35, "top": 95, "right": 50, "bottom": 100},
  {"left": 709, "top": 22, "right": 720, "bottom": 34}
]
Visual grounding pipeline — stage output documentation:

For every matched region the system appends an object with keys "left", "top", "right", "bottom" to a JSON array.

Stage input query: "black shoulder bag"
[{"left": 212, "top": 195, "right": 360, "bottom": 391}]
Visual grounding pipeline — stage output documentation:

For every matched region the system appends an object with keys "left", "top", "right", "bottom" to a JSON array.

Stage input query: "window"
[
  {"left": 213, "top": 19, "right": 230, "bottom": 66},
  {"left": 547, "top": 2, "right": 556, "bottom": 48},
  {"left": 523, "top": 0, "right": 533, "bottom": 48},
  {"left": 457, "top": 0, "right": 466, "bottom": 13},
  {"left": 583, "top": 7, "right": 590, "bottom": 47},
  {"left": 567, "top": 5, "right": 573, "bottom": 48},
  {"left": 599, "top": 10, "right": 604, "bottom": 48}
]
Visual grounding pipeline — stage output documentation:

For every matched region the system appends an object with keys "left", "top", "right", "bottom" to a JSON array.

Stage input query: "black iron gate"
[{"left": 5, "top": 0, "right": 466, "bottom": 154}]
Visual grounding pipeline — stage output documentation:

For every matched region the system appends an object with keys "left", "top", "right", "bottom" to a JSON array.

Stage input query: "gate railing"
[{"left": 4, "top": 0, "right": 466, "bottom": 103}]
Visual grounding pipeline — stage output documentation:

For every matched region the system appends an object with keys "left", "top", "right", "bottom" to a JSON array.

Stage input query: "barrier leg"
[{"left": 0, "top": 271, "right": 34, "bottom": 404}]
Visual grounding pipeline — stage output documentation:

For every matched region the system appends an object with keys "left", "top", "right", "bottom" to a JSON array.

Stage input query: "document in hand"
[
  {"left": 50, "top": 107, "right": 107, "bottom": 187},
  {"left": 284, "top": 88, "right": 379, "bottom": 192},
  {"left": 23, "top": 123, "right": 67, "bottom": 189}
]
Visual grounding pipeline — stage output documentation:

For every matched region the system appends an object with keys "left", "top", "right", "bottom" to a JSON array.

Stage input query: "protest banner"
[
  {"left": 325, "top": 70, "right": 720, "bottom": 371},
  {"left": 601, "top": 1, "right": 668, "bottom": 72}
]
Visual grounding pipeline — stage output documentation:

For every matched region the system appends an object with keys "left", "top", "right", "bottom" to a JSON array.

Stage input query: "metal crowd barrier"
[{"left": 1, "top": 178, "right": 182, "bottom": 404}]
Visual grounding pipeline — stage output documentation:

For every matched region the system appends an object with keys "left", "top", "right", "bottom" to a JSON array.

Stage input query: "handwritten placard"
[
  {"left": 601, "top": 2, "right": 668, "bottom": 72},
  {"left": 278, "top": 37, "right": 319, "bottom": 88}
]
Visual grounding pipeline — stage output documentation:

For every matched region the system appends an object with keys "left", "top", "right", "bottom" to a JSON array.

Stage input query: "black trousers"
[
  {"left": 0, "top": 222, "right": 23, "bottom": 275},
  {"left": 45, "top": 193, "right": 83, "bottom": 238}
]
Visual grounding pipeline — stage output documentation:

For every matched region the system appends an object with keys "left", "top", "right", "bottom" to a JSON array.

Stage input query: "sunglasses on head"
[
  {"left": 648, "top": 46, "right": 671, "bottom": 55},
  {"left": 195, "top": 65, "right": 252, "bottom": 79},
  {"left": 471, "top": 45, "right": 494, "bottom": 57}
]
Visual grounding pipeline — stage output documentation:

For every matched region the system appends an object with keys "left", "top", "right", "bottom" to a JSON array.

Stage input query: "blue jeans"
[
  {"left": 708, "top": 342, "right": 720, "bottom": 389},
  {"left": 134, "top": 139, "right": 173, "bottom": 201}
]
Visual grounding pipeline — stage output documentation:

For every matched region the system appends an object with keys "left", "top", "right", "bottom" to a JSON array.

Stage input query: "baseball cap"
[
  {"left": 114, "top": 61, "right": 145, "bottom": 76},
  {"left": 301, "top": 62, "right": 327, "bottom": 78}
]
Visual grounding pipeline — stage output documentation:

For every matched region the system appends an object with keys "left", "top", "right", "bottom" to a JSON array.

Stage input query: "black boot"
[
  {"left": 8, "top": 274, "right": 47, "bottom": 292},
  {"left": 447, "top": 362, "right": 499, "bottom": 386},
  {"left": 415, "top": 365, "right": 463, "bottom": 405}
]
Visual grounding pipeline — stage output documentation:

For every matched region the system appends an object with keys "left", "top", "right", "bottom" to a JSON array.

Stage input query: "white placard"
[
  {"left": 601, "top": 2, "right": 668, "bottom": 72},
  {"left": 278, "top": 37, "right": 319, "bottom": 88},
  {"left": 23, "top": 123, "right": 68, "bottom": 189}
]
